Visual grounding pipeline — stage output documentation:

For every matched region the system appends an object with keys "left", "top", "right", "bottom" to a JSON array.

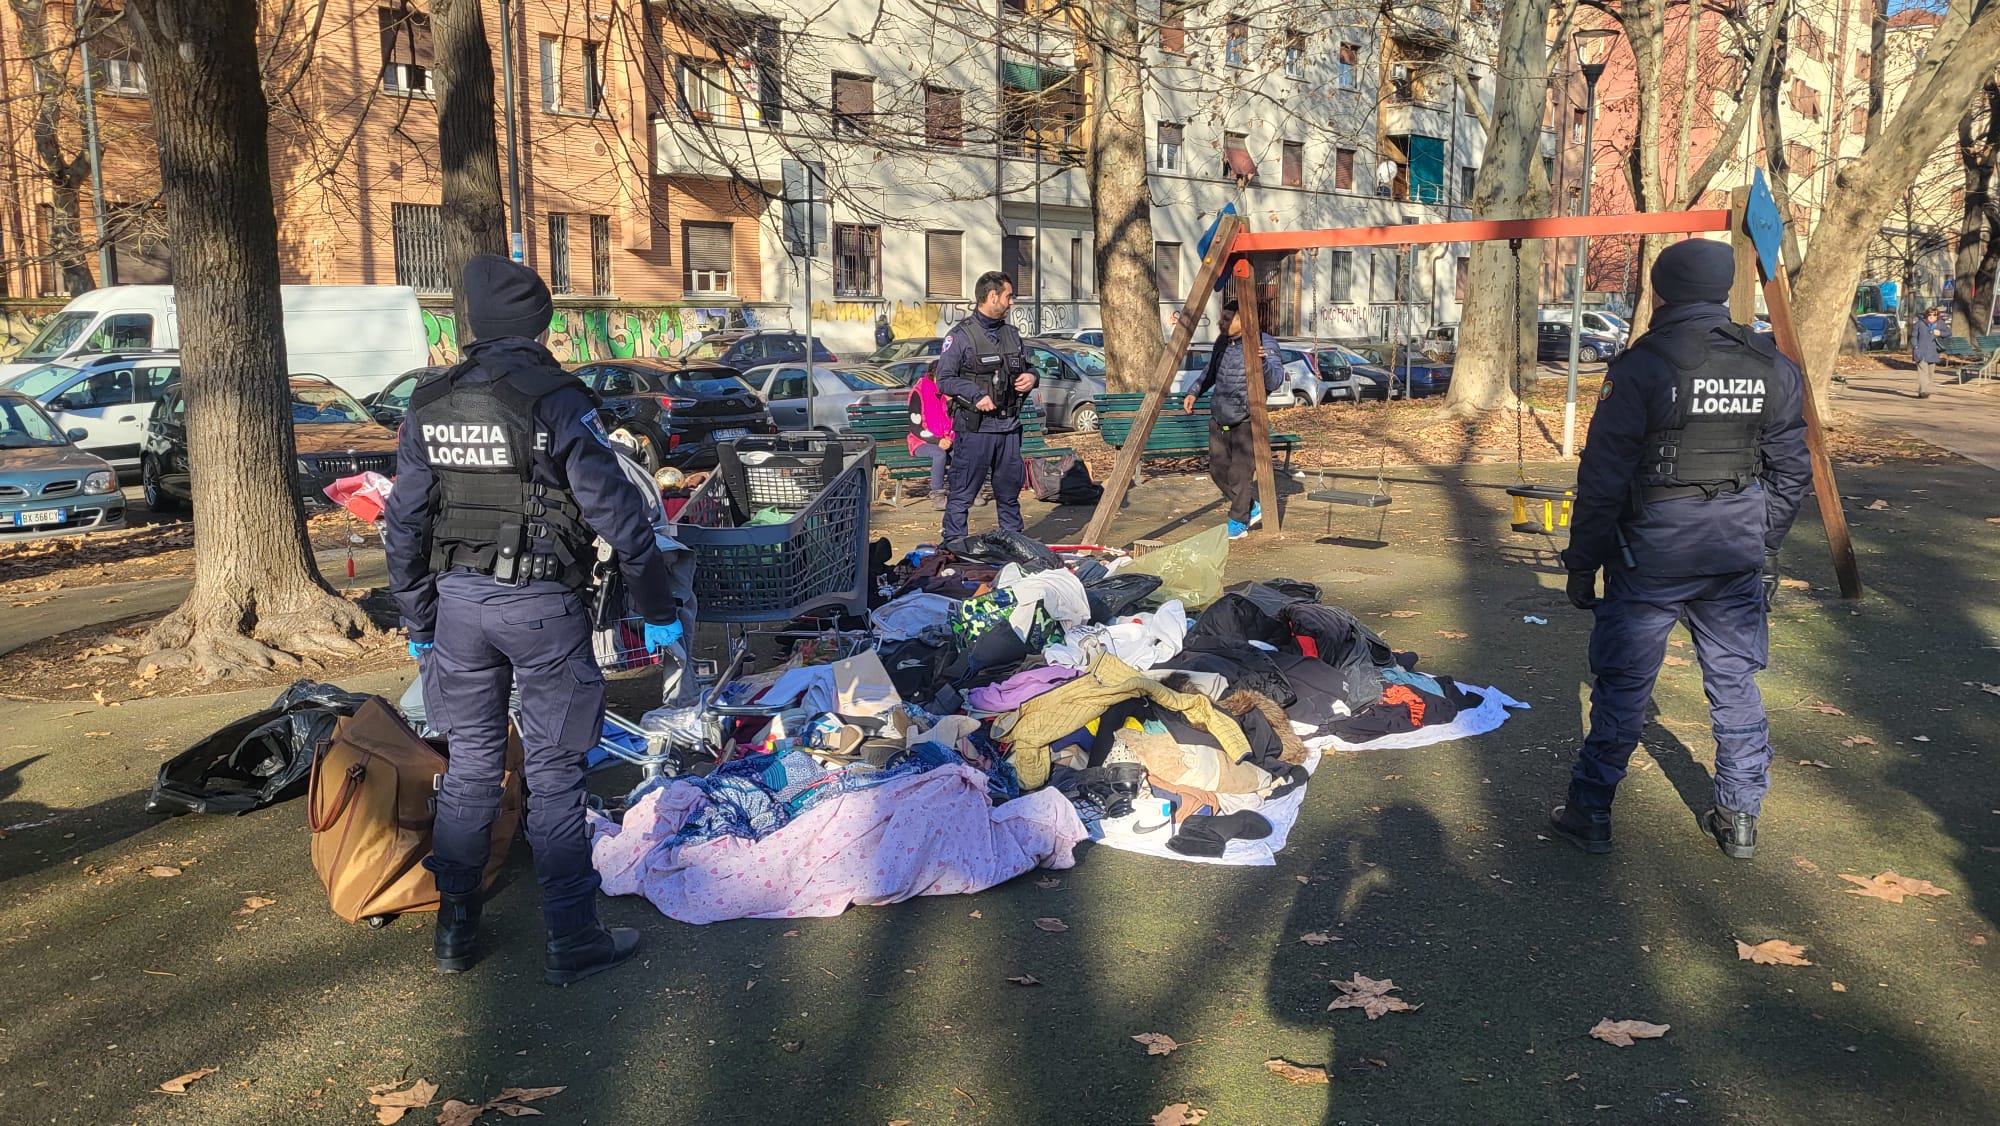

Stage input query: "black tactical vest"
[
  {"left": 1636, "top": 320, "right": 1778, "bottom": 501},
  {"left": 405, "top": 363, "right": 595, "bottom": 587},
  {"left": 949, "top": 315, "right": 1029, "bottom": 430}
]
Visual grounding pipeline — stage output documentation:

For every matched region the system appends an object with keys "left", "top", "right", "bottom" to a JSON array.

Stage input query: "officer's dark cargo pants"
[
  {"left": 942, "top": 428, "right": 1024, "bottom": 542},
  {"left": 1570, "top": 568, "right": 1775, "bottom": 817},
  {"left": 423, "top": 573, "right": 604, "bottom": 936}
]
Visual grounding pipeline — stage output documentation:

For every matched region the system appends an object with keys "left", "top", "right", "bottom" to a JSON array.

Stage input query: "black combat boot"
[
  {"left": 1548, "top": 803, "right": 1613, "bottom": 854},
  {"left": 544, "top": 922, "right": 642, "bottom": 986},
  {"left": 1705, "top": 807, "right": 1758, "bottom": 859},
  {"left": 434, "top": 890, "right": 483, "bottom": 973}
]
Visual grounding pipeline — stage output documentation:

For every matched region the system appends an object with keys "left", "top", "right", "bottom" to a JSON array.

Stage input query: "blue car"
[{"left": 0, "top": 391, "right": 125, "bottom": 540}]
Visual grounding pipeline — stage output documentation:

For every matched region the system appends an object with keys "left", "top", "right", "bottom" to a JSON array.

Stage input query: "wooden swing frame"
[{"left": 1080, "top": 193, "right": 1862, "bottom": 599}]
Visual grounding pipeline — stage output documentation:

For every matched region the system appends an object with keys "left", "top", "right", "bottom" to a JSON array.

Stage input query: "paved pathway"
[{"left": 1837, "top": 365, "right": 2000, "bottom": 470}]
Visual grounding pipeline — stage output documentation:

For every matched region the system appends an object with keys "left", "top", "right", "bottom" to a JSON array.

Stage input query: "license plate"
[
  {"left": 712, "top": 428, "right": 749, "bottom": 442},
  {"left": 15, "top": 508, "right": 65, "bottom": 527}
]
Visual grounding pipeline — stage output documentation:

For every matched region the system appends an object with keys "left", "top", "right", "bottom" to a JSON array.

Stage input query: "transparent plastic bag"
[{"left": 1123, "top": 524, "right": 1229, "bottom": 609}]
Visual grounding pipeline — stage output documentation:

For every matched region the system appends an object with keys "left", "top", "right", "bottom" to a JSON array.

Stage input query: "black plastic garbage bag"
[
  {"left": 1085, "top": 572, "right": 1163, "bottom": 622},
  {"left": 145, "top": 680, "right": 374, "bottom": 815},
  {"left": 945, "top": 530, "right": 1062, "bottom": 573}
]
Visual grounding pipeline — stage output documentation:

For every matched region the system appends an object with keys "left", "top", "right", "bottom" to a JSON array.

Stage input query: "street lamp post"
[{"left": 1563, "top": 27, "right": 1619, "bottom": 459}]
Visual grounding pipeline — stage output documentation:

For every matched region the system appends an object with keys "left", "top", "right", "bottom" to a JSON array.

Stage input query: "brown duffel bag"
[{"left": 307, "top": 697, "right": 523, "bottom": 923}]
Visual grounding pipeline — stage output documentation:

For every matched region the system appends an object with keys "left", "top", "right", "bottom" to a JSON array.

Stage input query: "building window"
[
  {"left": 677, "top": 58, "right": 729, "bottom": 120},
  {"left": 377, "top": 7, "right": 434, "bottom": 97},
  {"left": 833, "top": 224, "right": 881, "bottom": 297},
  {"left": 1070, "top": 236, "right": 1089, "bottom": 299},
  {"left": 1224, "top": 19, "right": 1248, "bottom": 68},
  {"left": 1002, "top": 63, "right": 1084, "bottom": 161},
  {"left": 1281, "top": 140, "right": 1303, "bottom": 188},
  {"left": 1338, "top": 42, "right": 1359, "bottom": 90},
  {"left": 581, "top": 41, "right": 604, "bottom": 115},
  {"left": 1786, "top": 142, "right": 1816, "bottom": 176},
  {"left": 1282, "top": 28, "right": 1305, "bottom": 79},
  {"left": 590, "top": 214, "right": 612, "bottom": 295},
  {"left": 1854, "top": 50, "right": 1870, "bottom": 81},
  {"left": 91, "top": 8, "right": 147, "bottom": 95},
  {"left": 1461, "top": 165, "right": 1477, "bottom": 203},
  {"left": 1153, "top": 242, "right": 1181, "bottom": 298},
  {"left": 1850, "top": 106, "right": 1867, "bottom": 135},
  {"left": 547, "top": 214, "right": 572, "bottom": 294},
  {"left": 1789, "top": 78, "right": 1820, "bottom": 120},
  {"left": 1156, "top": 121, "right": 1183, "bottom": 171},
  {"left": 1543, "top": 156, "right": 1555, "bottom": 186},
  {"left": 683, "top": 222, "right": 734, "bottom": 295},
  {"left": 925, "top": 231, "right": 963, "bottom": 299},
  {"left": 833, "top": 72, "right": 873, "bottom": 135},
  {"left": 1455, "top": 256, "right": 1470, "bottom": 302},
  {"left": 538, "top": 35, "right": 560, "bottom": 112},
  {"left": 925, "top": 85, "right": 963, "bottom": 146},
  {"left": 391, "top": 203, "right": 449, "bottom": 293},
  {"left": 1003, "top": 235, "right": 1035, "bottom": 298},
  {"left": 1572, "top": 107, "right": 1586, "bottom": 142},
  {"left": 1329, "top": 250, "right": 1353, "bottom": 302},
  {"left": 1334, "top": 147, "right": 1355, "bottom": 190},
  {"left": 1222, "top": 132, "right": 1255, "bottom": 180},
  {"left": 1160, "top": 2, "right": 1185, "bottom": 54},
  {"left": 105, "top": 201, "right": 171, "bottom": 285}
]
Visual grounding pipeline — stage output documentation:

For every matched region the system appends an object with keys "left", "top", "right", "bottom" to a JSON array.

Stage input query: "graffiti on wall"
[
  {"left": 421, "top": 305, "right": 763, "bottom": 365},
  {"left": 0, "top": 304, "right": 62, "bottom": 361},
  {"left": 810, "top": 299, "right": 966, "bottom": 342}
]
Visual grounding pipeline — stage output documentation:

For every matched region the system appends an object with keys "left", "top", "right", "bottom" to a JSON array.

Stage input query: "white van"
[{"left": 0, "top": 285, "right": 427, "bottom": 399}]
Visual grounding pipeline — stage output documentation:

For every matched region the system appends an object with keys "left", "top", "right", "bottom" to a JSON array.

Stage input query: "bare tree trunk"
[
  {"left": 1758, "top": 21, "right": 1807, "bottom": 277},
  {"left": 1673, "top": 0, "right": 1787, "bottom": 211},
  {"left": 1952, "top": 76, "right": 1998, "bottom": 337},
  {"left": 10, "top": 0, "right": 96, "bottom": 293},
  {"left": 126, "top": 0, "right": 374, "bottom": 677},
  {"left": 1446, "top": 0, "right": 1554, "bottom": 415},
  {"left": 1084, "top": 0, "right": 1162, "bottom": 394},
  {"left": 1790, "top": 7, "right": 2000, "bottom": 406},
  {"left": 1673, "top": 4, "right": 1699, "bottom": 206},
  {"left": 431, "top": 0, "right": 509, "bottom": 334},
  {"left": 1864, "top": 0, "right": 1887, "bottom": 151},
  {"left": 1621, "top": 0, "right": 1668, "bottom": 340}
]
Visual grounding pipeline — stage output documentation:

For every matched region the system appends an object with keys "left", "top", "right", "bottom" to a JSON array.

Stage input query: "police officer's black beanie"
[
  {"left": 464, "top": 254, "right": 555, "bottom": 342},
  {"left": 1650, "top": 238, "right": 1735, "bottom": 306}
]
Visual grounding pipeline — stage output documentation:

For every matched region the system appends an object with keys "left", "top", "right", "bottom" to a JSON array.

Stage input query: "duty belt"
[{"left": 1642, "top": 481, "right": 1749, "bottom": 503}]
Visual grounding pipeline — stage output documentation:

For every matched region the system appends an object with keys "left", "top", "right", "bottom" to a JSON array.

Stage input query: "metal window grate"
[
  {"left": 548, "top": 213, "right": 572, "bottom": 294},
  {"left": 833, "top": 224, "right": 880, "bottom": 297},
  {"left": 391, "top": 202, "right": 449, "bottom": 292},
  {"left": 590, "top": 214, "right": 612, "bottom": 295}
]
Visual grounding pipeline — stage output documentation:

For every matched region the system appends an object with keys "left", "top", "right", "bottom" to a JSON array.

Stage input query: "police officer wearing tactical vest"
[
  {"left": 384, "top": 255, "right": 683, "bottom": 983},
  {"left": 1548, "top": 239, "right": 1811, "bottom": 861},
  {"left": 935, "top": 271, "right": 1037, "bottom": 543}
]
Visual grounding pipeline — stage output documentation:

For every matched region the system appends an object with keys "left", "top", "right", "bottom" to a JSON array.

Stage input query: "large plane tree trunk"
[
  {"left": 1951, "top": 76, "right": 1998, "bottom": 337},
  {"left": 1085, "top": 0, "right": 1164, "bottom": 393},
  {"left": 1620, "top": 0, "right": 1668, "bottom": 340},
  {"left": 126, "top": 0, "right": 374, "bottom": 677},
  {"left": 431, "top": 0, "right": 509, "bottom": 335}
]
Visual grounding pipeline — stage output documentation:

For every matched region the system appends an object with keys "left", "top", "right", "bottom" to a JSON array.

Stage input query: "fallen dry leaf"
[
  {"left": 1006, "top": 974, "right": 1042, "bottom": 986},
  {"left": 1842, "top": 735, "right": 1876, "bottom": 747},
  {"left": 1779, "top": 577, "right": 1810, "bottom": 590},
  {"left": 1589, "top": 1018, "right": 1670, "bottom": 1047},
  {"left": 84, "top": 730, "right": 111, "bottom": 737},
  {"left": 1981, "top": 684, "right": 2000, "bottom": 697},
  {"left": 1865, "top": 499, "right": 1890, "bottom": 510},
  {"left": 968, "top": 910, "right": 982, "bottom": 919},
  {"left": 1840, "top": 871, "right": 1951, "bottom": 904},
  {"left": 1434, "top": 630, "right": 1468, "bottom": 639},
  {"left": 1736, "top": 939, "right": 1812, "bottom": 966},
  {"left": 1036, "top": 876, "right": 1062, "bottom": 889},
  {"left": 1798, "top": 759, "right": 1833, "bottom": 769},
  {"left": 889, "top": 1121, "right": 914, "bottom": 1126},
  {"left": 1132, "top": 1032, "right": 1183, "bottom": 1056},
  {"left": 1263, "top": 1058, "right": 1329, "bottom": 1085},
  {"left": 1033, "top": 917, "right": 1069, "bottom": 933},
  {"left": 366, "top": 1078, "right": 438, "bottom": 1124},
  {"left": 1810, "top": 703, "right": 1846, "bottom": 715},
  {"left": 234, "top": 896, "right": 277, "bottom": 916},
  {"left": 142, "top": 865, "right": 182, "bottom": 878},
  {"left": 158, "top": 1067, "right": 217, "bottom": 1093},
  {"left": 1151, "top": 1103, "right": 1208, "bottom": 1126},
  {"left": 1298, "top": 932, "right": 1339, "bottom": 946},
  {"left": 438, "top": 1086, "right": 565, "bottom": 1126},
  {"left": 1832, "top": 982, "right": 1848, "bottom": 992},
  {"left": 1328, "top": 973, "right": 1420, "bottom": 1019},
  {"left": 1382, "top": 610, "right": 1421, "bottom": 618},
  {"left": 782, "top": 1040, "right": 803, "bottom": 1053},
  {"left": 438, "top": 1101, "right": 483, "bottom": 1126},
  {"left": 1663, "top": 655, "right": 1694, "bottom": 667}
]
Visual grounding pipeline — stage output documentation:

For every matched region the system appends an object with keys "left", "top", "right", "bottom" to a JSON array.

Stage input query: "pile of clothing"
[{"left": 594, "top": 531, "right": 1526, "bottom": 918}]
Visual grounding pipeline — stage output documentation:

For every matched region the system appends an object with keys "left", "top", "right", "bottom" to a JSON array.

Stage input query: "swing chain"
[{"left": 1511, "top": 238, "right": 1526, "bottom": 483}]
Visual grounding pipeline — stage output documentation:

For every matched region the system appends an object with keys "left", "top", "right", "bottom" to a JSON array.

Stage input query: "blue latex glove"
[
  {"left": 408, "top": 640, "right": 433, "bottom": 660},
  {"left": 643, "top": 621, "right": 683, "bottom": 654}
]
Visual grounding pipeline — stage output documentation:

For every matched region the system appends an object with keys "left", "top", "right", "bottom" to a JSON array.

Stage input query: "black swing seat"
[
  {"left": 1309, "top": 487, "right": 1393, "bottom": 508},
  {"left": 1505, "top": 482, "right": 1575, "bottom": 533}
]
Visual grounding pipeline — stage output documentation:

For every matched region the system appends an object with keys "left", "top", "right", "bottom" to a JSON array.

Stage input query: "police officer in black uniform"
[
  {"left": 1548, "top": 239, "right": 1811, "bottom": 860},
  {"left": 384, "top": 255, "right": 683, "bottom": 982},
  {"left": 935, "top": 271, "right": 1037, "bottom": 544}
]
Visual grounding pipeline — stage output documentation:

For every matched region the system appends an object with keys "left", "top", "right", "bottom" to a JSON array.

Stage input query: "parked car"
[
  {"left": 1034, "top": 327, "right": 1105, "bottom": 347},
  {"left": 1420, "top": 323, "right": 1458, "bottom": 361},
  {"left": 882, "top": 357, "right": 937, "bottom": 387},
  {"left": 675, "top": 329, "right": 836, "bottom": 368},
  {"left": 1535, "top": 320, "right": 1622, "bottom": 363},
  {"left": 866, "top": 336, "right": 946, "bottom": 364},
  {"left": 0, "top": 391, "right": 125, "bottom": 540},
  {"left": 3, "top": 352, "right": 181, "bottom": 471},
  {"left": 567, "top": 358, "right": 773, "bottom": 472},
  {"left": 360, "top": 365, "right": 444, "bottom": 427},
  {"left": 1316, "top": 344, "right": 1398, "bottom": 400},
  {"left": 1025, "top": 341, "right": 1110, "bottom": 432},
  {"left": 1539, "top": 308, "right": 1631, "bottom": 343},
  {"left": 141, "top": 375, "right": 397, "bottom": 513},
  {"left": 1170, "top": 344, "right": 1298, "bottom": 410},
  {"left": 742, "top": 363, "right": 909, "bottom": 431},
  {"left": 1278, "top": 341, "right": 1365, "bottom": 403}
]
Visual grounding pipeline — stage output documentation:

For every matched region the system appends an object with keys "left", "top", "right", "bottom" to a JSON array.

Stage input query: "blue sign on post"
[{"left": 1744, "top": 169, "right": 1785, "bottom": 284}]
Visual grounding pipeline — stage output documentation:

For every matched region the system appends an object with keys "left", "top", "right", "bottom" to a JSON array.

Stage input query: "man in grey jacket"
[
  {"left": 1909, "top": 307, "right": 1944, "bottom": 399},
  {"left": 1183, "top": 298, "right": 1286, "bottom": 539}
]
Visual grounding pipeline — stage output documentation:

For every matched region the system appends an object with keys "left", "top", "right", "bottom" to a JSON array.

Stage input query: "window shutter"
[
  {"left": 686, "top": 223, "right": 733, "bottom": 271},
  {"left": 1335, "top": 148, "right": 1355, "bottom": 189},
  {"left": 926, "top": 231, "right": 963, "bottom": 298},
  {"left": 1154, "top": 242, "right": 1181, "bottom": 298},
  {"left": 1282, "top": 141, "right": 1302, "bottom": 187},
  {"left": 1159, "top": 122, "right": 1184, "bottom": 148},
  {"left": 1003, "top": 236, "right": 1034, "bottom": 297}
]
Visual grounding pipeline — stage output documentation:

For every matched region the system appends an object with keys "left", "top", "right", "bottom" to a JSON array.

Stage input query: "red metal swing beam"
[{"left": 1227, "top": 208, "right": 1733, "bottom": 253}]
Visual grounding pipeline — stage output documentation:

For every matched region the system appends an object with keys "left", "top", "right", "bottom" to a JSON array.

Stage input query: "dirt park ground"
[{"left": 1, "top": 366, "right": 1996, "bottom": 1125}]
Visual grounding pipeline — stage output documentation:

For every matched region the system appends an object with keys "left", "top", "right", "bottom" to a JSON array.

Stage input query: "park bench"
[
  {"left": 1938, "top": 333, "right": 2000, "bottom": 383},
  {"left": 845, "top": 402, "right": 1073, "bottom": 503},
  {"left": 1096, "top": 393, "right": 1300, "bottom": 475}
]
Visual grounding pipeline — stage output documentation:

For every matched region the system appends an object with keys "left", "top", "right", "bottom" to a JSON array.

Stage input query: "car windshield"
[
  {"left": 5, "top": 363, "right": 82, "bottom": 399},
  {"left": 15, "top": 311, "right": 95, "bottom": 362},
  {"left": 677, "top": 337, "right": 738, "bottom": 362},
  {"left": 831, "top": 366, "right": 903, "bottom": 391},
  {"left": 290, "top": 384, "right": 372, "bottom": 424},
  {"left": 664, "top": 370, "right": 753, "bottom": 396},
  {"left": 0, "top": 398, "right": 66, "bottom": 448},
  {"left": 1056, "top": 346, "right": 1107, "bottom": 376},
  {"left": 1330, "top": 346, "right": 1370, "bottom": 365}
]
